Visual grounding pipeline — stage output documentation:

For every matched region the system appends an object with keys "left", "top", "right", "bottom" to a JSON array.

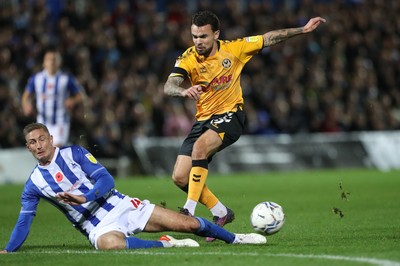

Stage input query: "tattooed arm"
[
  {"left": 263, "top": 17, "right": 326, "bottom": 47},
  {"left": 164, "top": 76, "right": 204, "bottom": 101},
  {"left": 164, "top": 76, "right": 186, "bottom": 97}
]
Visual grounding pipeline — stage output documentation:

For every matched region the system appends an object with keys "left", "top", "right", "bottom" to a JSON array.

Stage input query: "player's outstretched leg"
[
  {"left": 206, "top": 207, "right": 235, "bottom": 242},
  {"left": 195, "top": 217, "right": 266, "bottom": 244},
  {"left": 125, "top": 235, "right": 199, "bottom": 249}
]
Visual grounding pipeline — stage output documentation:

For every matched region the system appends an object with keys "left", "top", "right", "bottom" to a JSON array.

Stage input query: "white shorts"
[
  {"left": 88, "top": 196, "right": 155, "bottom": 249},
  {"left": 46, "top": 123, "right": 70, "bottom": 146}
]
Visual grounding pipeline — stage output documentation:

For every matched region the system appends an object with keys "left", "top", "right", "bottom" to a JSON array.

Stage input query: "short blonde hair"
[{"left": 23, "top": 123, "right": 50, "bottom": 138}]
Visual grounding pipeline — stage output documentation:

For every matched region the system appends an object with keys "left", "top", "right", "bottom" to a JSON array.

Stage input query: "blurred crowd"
[{"left": 0, "top": 0, "right": 399, "bottom": 158}]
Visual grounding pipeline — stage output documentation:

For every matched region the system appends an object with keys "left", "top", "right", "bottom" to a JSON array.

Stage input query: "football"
[{"left": 250, "top": 201, "right": 285, "bottom": 235}]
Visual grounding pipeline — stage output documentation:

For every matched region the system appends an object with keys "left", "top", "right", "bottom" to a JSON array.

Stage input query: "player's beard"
[{"left": 196, "top": 44, "right": 213, "bottom": 57}]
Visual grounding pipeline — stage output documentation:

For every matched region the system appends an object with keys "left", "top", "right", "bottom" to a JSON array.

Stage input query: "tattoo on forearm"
[
  {"left": 164, "top": 76, "right": 185, "bottom": 96},
  {"left": 263, "top": 27, "right": 303, "bottom": 47}
]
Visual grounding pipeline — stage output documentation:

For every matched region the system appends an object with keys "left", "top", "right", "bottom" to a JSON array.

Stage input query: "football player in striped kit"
[
  {"left": 164, "top": 10, "right": 325, "bottom": 241},
  {"left": 21, "top": 48, "right": 85, "bottom": 147},
  {"left": 0, "top": 123, "right": 266, "bottom": 253}
]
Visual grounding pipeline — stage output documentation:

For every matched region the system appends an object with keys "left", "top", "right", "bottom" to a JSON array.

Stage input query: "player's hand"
[
  {"left": 182, "top": 85, "right": 204, "bottom": 101},
  {"left": 64, "top": 98, "right": 75, "bottom": 111},
  {"left": 56, "top": 192, "right": 87, "bottom": 206},
  {"left": 0, "top": 250, "right": 9, "bottom": 254},
  {"left": 303, "top": 17, "right": 326, "bottom": 33},
  {"left": 22, "top": 103, "right": 34, "bottom": 116}
]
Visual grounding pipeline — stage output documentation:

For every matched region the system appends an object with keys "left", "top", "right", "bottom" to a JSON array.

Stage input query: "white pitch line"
[{"left": 22, "top": 250, "right": 400, "bottom": 266}]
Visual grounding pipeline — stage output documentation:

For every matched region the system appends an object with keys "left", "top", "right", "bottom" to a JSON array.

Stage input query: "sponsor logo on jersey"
[
  {"left": 85, "top": 153, "right": 98, "bottom": 164},
  {"left": 198, "top": 81, "right": 210, "bottom": 92},
  {"left": 65, "top": 181, "right": 80, "bottom": 192},
  {"left": 210, "top": 74, "right": 232, "bottom": 91},
  {"left": 200, "top": 66, "right": 206, "bottom": 73},
  {"left": 245, "top": 36, "right": 260, "bottom": 42}
]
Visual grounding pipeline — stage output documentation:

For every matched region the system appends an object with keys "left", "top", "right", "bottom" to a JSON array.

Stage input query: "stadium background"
[{"left": 0, "top": 0, "right": 399, "bottom": 176}]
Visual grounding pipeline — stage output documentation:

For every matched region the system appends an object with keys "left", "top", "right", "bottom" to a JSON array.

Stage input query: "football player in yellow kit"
[{"left": 164, "top": 10, "right": 325, "bottom": 241}]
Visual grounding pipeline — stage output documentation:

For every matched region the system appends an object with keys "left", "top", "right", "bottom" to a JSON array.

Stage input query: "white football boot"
[
  {"left": 159, "top": 235, "right": 200, "bottom": 247},
  {"left": 233, "top": 233, "right": 267, "bottom": 244}
]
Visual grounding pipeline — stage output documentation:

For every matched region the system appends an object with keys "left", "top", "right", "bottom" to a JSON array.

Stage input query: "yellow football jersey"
[{"left": 169, "top": 35, "right": 264, "bottom": 121}]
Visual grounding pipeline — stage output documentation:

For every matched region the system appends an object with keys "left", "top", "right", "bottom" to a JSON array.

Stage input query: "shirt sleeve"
[
  {"left": 25, "top": 74, "right": 36, "bottom": 93},
  {"left": 232, "top": 35, "right": 264, "bottom": 64},
  {"left": 5, "top": 213, "right": 35, "bottom": 252},
  {"left": 67, "top": 75, "right": 82, "bottom": 95},
  {"left": 168, "top": 47, "right": 194, "bottom": 79},
  {"left": 5, "top": 179, "right": 40, "bottom": 252},
  {"left": 71, "top": 146, "right": 115, "bottom": 202},
  {"left": 83, "top": 171, "right": 114, "bottom": 202}
]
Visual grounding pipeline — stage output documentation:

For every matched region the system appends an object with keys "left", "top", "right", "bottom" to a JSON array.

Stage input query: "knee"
[
  {"left": 172, "top": 172, "right": 188, "bottom": 188},
  {"left": 188, "top": 217, "right": 201, "bottom": 232},
  {"left": 97, "top": 233, "right": 126, "bottom": 250},
  {"left": 178, "top": 216, "right": 201, "bottom": 233},
  {"left": 191, "top": 146, "right": 207, "bottom": 160}
]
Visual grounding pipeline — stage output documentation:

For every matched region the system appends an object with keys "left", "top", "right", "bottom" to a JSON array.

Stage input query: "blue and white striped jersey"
[
  {"left": 25, "top": 70, "right": 81, "bottom": 125},
  {"left": 21, "top": 145, "right": 125, "bottom": 237}
]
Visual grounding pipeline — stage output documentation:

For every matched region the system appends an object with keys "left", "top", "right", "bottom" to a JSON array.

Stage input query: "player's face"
[
  {"left": 191, "top": 24, "right": 220, "bottom": 57},
  {"left": 26, "top": 128, "right": 55, "bottom": 166},
  {"left": 43, "top": 52, "right": 61, "bottom": 75}
]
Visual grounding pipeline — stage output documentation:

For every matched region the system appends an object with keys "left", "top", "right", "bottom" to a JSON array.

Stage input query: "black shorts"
[{"left": 179, "top": 106, "right": 246, "bottom": 160}]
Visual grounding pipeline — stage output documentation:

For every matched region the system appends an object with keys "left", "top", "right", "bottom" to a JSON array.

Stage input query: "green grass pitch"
[{"left": 1, "top": 168, "right": 399, "bottom": 266}]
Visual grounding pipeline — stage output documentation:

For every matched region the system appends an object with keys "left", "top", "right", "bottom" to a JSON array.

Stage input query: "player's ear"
[
  {"left": 50, "top": 135, "right": 54, "bottom": 146},
  {"left": 214, "top": 30, "right": 220, "bottom": 40}
]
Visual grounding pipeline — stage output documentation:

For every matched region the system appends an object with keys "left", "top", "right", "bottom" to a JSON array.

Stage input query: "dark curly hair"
[{"left": 191, "top": 10, "right": 220, "bottom": 32}]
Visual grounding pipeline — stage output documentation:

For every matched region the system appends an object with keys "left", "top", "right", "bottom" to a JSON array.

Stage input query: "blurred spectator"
[
  {"left": 0, "top": 0, "right": 399, "bottom": 158},
  {"left": 21, "top": 48, "right": 86, "bottom": 147},
  {"left": 162, "top": 99, "right": 193, "bottom": 137}
]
